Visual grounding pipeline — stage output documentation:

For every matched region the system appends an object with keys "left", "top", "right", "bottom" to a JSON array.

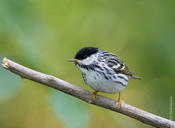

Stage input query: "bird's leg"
[
  {"left": 117, "top": 92, "right": 122, "bottom": 109},
  {"left": 92, "top": 91, "right": 98, "bottom": 101}
]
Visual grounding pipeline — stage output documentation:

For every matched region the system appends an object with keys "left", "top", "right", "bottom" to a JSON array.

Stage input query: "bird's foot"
[
  {"left": 92, "top": 91, "right": 98, "bottom": 102},
  {"left": 117, "top": 93, "right": 122, "bottom": 109},
  {"left": 88, "top": 91, "right": 98, "bottom": 104},
  {"left": 117, "top": 97, "right": 122, "bottom": 109}
]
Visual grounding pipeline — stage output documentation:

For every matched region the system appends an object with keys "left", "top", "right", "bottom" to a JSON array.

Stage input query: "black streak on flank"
[
  {"left": 118, "top": 75, "right": 128, "bottom": 82},
  {"left": 113, "top": 75, "right": 116, "bottom": 79},
  {"left": 108, "top": 76, "right": 112, "bottom": 80},
  {"left": 82, "top": 73, "right": 87, "bottom": 84},
  {"left": 103, "top": 67, "right": 113, "bottom": 75},
  {"left": 114, "top": 81, "right": 126, "bottom": 87},
  {"left": 102, "top": 72, "right": 109, "bottom": 80}
]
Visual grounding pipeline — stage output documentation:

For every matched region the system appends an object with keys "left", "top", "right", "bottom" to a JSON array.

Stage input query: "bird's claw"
[
  {"left": 117, "top": 93, "right": 122, "bottom": 109},
  {"left": 117, "top": 99, "right": 122, "bottom": 109},
  {"left": 92, "top": 91, "right": 98, "bottom": 102}
]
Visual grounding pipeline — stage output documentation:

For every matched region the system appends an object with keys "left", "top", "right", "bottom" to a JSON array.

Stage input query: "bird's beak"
[{"left": 68, "top": 58, "right": 79, "bottom": 62}]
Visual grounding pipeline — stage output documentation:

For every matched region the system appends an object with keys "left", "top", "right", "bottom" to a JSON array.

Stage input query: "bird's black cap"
[{"left": 75, "top": 47, "right": 98, "bottom": 60}]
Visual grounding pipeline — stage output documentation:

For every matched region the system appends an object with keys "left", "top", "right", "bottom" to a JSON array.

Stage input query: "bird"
[{"left": 68, "top": 47, "right": 140, "bottom": 108}]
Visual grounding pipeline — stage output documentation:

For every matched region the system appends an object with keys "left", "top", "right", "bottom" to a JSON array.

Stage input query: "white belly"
[{"left": 80, "top": 69, "right": 127, "bottom": 93}]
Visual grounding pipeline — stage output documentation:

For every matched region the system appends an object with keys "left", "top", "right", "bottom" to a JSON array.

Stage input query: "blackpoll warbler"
[{"left": 69, "top": 47, "right": 140, "bottom": 108}]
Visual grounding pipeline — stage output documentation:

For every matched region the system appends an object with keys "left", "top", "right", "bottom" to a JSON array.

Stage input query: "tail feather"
[{"left": 131, "top": 74, "right": 141, "bottom": 80}]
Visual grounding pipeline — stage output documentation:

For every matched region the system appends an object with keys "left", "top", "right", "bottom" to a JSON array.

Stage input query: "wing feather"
[{"left": 102, "top": 51, "right": 140, "bottom": 79}]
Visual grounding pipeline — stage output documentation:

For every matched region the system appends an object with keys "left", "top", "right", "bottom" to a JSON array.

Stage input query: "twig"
[{"left": 2, "top": 57, "right": 175, "bottom": 128}]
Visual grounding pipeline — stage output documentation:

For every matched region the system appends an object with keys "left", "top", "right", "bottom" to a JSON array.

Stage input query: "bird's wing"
[{"left": 102, "top": 51, "right": 140, "bottom": 79}]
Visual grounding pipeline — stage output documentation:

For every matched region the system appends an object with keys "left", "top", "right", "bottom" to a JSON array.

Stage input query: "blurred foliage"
[
  {"left": 0, "top": 0, "right": 175, "bottom": 128},
  {"left": 51, "top": 91, "right": 89, "bottom": 128}
]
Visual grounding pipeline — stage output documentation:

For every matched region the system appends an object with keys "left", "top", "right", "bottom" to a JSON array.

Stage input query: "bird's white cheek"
[{"left": 78, "top": 54, "right": 98, "bottom": 65}]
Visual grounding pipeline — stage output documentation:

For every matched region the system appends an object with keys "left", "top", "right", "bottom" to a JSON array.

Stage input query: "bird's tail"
[{"left": 130, "top": 74, "right": 141, "bottom": 80}]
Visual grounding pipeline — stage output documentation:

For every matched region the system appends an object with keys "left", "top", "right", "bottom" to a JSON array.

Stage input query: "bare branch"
[{"left": 2, "top": 57, "right": 175, "bottom": 128}]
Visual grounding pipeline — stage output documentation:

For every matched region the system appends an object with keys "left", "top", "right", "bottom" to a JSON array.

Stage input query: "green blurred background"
[{"left": 0, "top": 0, "right": 175, "bottom": 128}]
